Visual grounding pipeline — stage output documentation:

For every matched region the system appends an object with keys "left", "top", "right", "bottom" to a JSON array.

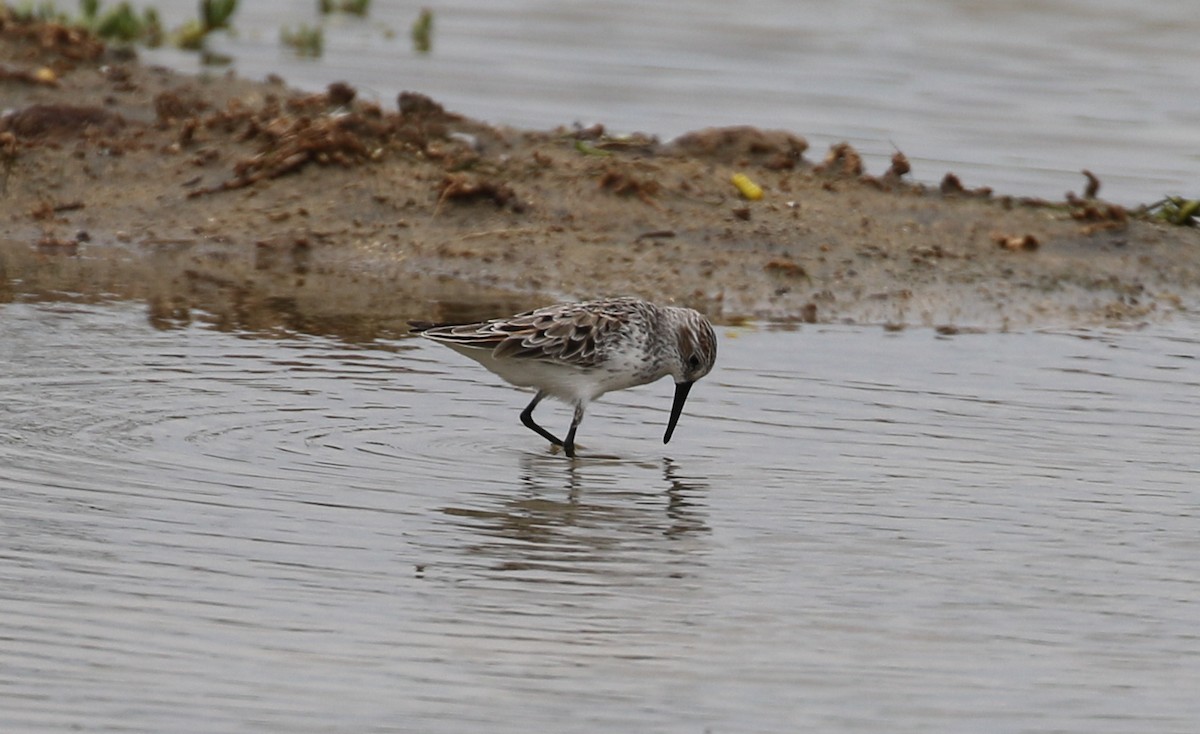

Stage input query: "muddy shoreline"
[{"left": 3, "top": 14, "right": 1198, "bottom": 337}]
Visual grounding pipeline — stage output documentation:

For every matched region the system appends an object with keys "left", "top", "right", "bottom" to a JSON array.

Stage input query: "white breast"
[{"left": 442, "top": 342, "right": 668, "bottom": 404}]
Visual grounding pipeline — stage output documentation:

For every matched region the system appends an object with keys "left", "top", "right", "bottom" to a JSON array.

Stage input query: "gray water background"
[
  {"left": 139, "top": 0, "right": 1200, "bottom": 205},
  {"left": 2, "top": 300, "right": 1198, "bottom": 732}
]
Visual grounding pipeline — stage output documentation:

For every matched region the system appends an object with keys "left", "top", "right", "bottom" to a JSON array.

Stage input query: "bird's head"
[{"left": 663, "top": 309, "right": 717, "bottom": 445}]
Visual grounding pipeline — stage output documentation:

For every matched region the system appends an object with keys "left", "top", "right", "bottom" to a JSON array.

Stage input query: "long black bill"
[{"left": 663, "top": 381, "right": 694, "bottom": 444}]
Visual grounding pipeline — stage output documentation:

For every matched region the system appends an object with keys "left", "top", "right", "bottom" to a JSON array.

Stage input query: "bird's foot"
[{"left": 550, "top": 441, "right": 582, "bottom": 458}]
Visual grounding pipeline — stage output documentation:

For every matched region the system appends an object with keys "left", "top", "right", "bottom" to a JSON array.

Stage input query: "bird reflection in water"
[{"left": 437, "top": 457, "right": 710, "bottom": 578}]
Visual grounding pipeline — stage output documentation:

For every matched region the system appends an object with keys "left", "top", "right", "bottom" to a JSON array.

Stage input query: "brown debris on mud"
[{"left": 2, "top": 15, "right": 1198, "bottom": 336}]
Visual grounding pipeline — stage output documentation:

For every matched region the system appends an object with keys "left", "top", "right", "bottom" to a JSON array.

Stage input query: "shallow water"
[
  {"left": 3, "top": 300, "right": 1199, "bottom": 732},
  {"left": 141, "top": 0, "right": 1200, "bottom": 204}
]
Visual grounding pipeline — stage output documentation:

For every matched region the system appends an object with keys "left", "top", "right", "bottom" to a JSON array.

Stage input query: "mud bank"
[{"left": 3, "top": 13, "right": 1198, "bottom": 336}]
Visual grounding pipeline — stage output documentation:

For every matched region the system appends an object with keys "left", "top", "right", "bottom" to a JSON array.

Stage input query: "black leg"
[
  {"left": 563, "top": 403, "right": 585, "bottom": 459},
  {"left": 520, "top": 391, "right": 564, "bottom": 448}
]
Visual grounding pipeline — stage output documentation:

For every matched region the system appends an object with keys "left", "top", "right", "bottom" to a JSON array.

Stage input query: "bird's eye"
[{"left": 687, "top": 355, "right": 701, "bottom": 370}]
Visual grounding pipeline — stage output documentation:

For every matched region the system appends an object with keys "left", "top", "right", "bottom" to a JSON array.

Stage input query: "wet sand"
[{"left": 3, "top": 14, "right": 1198, "bottom": 333}]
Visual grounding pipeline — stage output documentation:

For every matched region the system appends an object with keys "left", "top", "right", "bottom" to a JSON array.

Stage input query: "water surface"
[{"left": 3, "top": 300, "right": 1198, "bottom": 732}]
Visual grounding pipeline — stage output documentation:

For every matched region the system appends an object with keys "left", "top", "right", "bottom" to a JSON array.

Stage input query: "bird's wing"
[{"left": 410, "top": 303, "right": 625, "bottom": 368}]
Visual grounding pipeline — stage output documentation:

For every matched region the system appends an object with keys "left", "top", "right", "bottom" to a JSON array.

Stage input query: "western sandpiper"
[{"left": 410, "top": 297, "right": 717, "bottom": 458}]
